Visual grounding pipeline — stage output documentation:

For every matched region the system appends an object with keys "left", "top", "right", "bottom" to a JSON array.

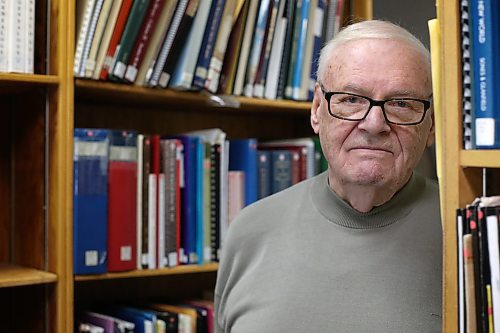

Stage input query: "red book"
[
  {"left": 100, "top": 0, "right": 134, "bottom": 80},
  {"left": 107, "top": 130, "right": 138, "bottom": 272},
  {"left": 124, "top": 0, "right": 166, "bottom": 83}
]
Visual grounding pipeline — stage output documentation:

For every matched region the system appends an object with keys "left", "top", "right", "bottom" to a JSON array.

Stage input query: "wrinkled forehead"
[{"left": 321, "top": 39, "right": 432, "bottom": 91}]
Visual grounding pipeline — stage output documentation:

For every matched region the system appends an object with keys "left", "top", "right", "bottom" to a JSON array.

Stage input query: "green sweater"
[{"left": 214, "top": 172, "right": 442, "bottom": 332}]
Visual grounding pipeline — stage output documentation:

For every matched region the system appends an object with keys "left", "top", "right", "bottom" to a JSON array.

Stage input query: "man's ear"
[
  {"left": 426, "top": 108, "right": 436, "bottom": 147},
  {"left": 311, "top": 83, "right": 322, "bottom": 134}
]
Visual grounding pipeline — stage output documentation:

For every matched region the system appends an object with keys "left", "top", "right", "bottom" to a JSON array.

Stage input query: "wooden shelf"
[
  {"left": 0, "top": 73, "right": 59, "bottom": 85},
  {"left": 74, "top": 263, "right": 218, "bottom": 282},
  {"left": 75, "top": 79, "right": 311, "bottom": 115},
  {"left": 0, "top": 264, "right": 58, "bottom": 288},
  {"left": 460, "top": 150, "right": 500, "bottom": 168}
]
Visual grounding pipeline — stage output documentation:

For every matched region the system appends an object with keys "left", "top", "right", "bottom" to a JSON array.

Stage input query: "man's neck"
[{"left": 328, "top": 174, "right": 410, "bottom": 213}]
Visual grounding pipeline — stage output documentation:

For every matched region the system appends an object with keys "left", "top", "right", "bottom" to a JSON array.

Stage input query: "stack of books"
[{"left": 73, "top": 0, "right": 348, "bottom": 101}]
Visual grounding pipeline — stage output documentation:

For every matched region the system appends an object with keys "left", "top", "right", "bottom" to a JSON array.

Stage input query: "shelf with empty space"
[{"left": 0, "top": 263, "right": 57, "bottom": 288}]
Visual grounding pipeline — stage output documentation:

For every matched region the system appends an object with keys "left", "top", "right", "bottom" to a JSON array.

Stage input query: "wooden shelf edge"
[
  {"left": 460, "top": 150, "right": 500, "bottom": 168},
  {"left": 0, "top": 73, "right": 59, "bottom": 85},
  {"left": 75, "top": 79, "right": 311, "bottom": 114},
  {"left": 0, "top": 263, "right": 58, "bottom": 288},
  {"left": 74, "top": 263, "right": 219, "bottom": 282}
]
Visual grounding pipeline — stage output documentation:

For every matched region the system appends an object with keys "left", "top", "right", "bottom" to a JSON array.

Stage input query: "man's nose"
[{"left": 357, "top": 105, "right": 391, "bottom": 133}]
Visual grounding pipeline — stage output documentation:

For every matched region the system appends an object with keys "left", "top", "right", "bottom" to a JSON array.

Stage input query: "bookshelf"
[
  {"left": 438, "top": 0, "right": 500, "bottom": 331},
  {"left": 0, "top": 0, "right": 372, "bottom": 332}
]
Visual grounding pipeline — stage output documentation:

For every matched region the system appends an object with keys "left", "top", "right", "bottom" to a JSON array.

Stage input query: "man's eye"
[{"left": 343, "top": 96, "right": 364, "bottom": 104}]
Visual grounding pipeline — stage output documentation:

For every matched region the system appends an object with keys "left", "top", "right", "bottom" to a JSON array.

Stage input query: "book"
[
  {"left": 253, "top": 0, "right": 280, "bottom": 98},
  {"left": 291, "top": 0, "right": 311, "bottom": 100},
  {"left": 100, "top": 0, "right": 134, "bottom": 80},
  {"left": 457, "top": 208, "right": 466, "bottom": 333},
  {"left": 228, "top": 170, "right": 245, "bottom": 224},
  {"left": 469, "top": 0, "right": 500, "bottom": 148},
  {"left": 232, "top": 0, "right": 260, "bottom": 96},
  {"left": 135, "top": 0, "right": 178, "bottom": 86},
  {"left": 284, "top": 0, "right": 302, "bottom": 99},
  {"left": 78, "top": 0, "right": 106, "bottom": 78},
  {"left": 160, "top": 138, "right": 182, "bottom": 267},
  {"left": 168, "top": 0, "right": 214, "bottom": 89},
  {"left": 0, "top": 0, "right": 9, "bottom": 72},
  {"left": 148, "top": 304, "right": 197, "bottom": 333},
  {"left": 147, "top": 0, "right": 189, "bottom": 87},
  {"left": 140, "top": 135, "right": 153, "bottom": 268},
  {"left": 158, "top": 0, "right": 201, "bottom": 88},
  {"left": 460, "top": 0, "right": 474, "bottom": 149},
  {"left": 191, "top": 0, "right": 227, "bottom": 89},
  {"left": 263, "top": 0, "right": 288, "bottom": 100},
  {"left": 148, "top": 135, "right": 161, "bottom": 269},
  {"left": 107, "top": 130, "right": 138, "bottom": 272},
  {"left": 228, "top": 138, "right": 258, "bottom": 206},
  {"left": 307, "top": 0, "right": 326, "bottom": 100},
  {"left": 109, "top": 0, "right": 151, "bottom": 81},
  {"left": 463, "top": 233, "right": 477, "bottom": 333},
  {"left": 271, "top": 150, "right": 292, "bottom": 193},
  {"left": 79, "top": 311, "right": 135, "bottom": 333},
  {"left": 25, "top": 0, "right": 35, "bottom": 73},
  {"left": 105, "top": 306, "right": 157, "bottom": 333},
  {"left": 74, "top": 0, "right": 97, "bottom": 76},
  {"left": 73, "top": 128, "right": 110, "bottom": 275},
  {"left": 124, "top": 0, "right": 166, "bottom": 83},
  {"left": 243, "top": 0, "right": 271, "bottom": 97},
  {"left": 257, "top": 150, "right": 272, "bottom": 199},
  {"left": 204, "top": 0, "right": 244, "bottom": 93},
  {"left": 216, "top": 0, "right": 249, "bottom": 94},
  {"left": 276, "top": 0, "right": 296, "bottom": 99},
  {"left": 92, "top": 0, "right": 124, "bottom": 80},
  {"left": 85, "top": 0, "right": 113, "bottom": 78},
  {"left": 136, "top": 134, "right": 144, "bottom": 269}
]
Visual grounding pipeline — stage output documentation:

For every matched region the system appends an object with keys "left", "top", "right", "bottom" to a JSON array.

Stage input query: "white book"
[
  {"left": 0, "top": 0, "right": 9, "bottom": 72},
  {"left": 136, "top": 134, "right": 144, "bottom": 270},
  {"left": 79, "top": 0, "right": 105, "bottom": 78},
  {"left": 457, "top": 212, "right": 465, "bottom": 333},
  {"left": 74, "top": 0, "right": 97, "bottom": 76},
  {"left": 7, "top": 0, "right": 26, "bottom": 73},
  {"left": 85, "top": 0, "right": 113, "bottom": 78},
  {"left": 92, "top": 0, "right": 123, "bottom": 79},
  {"left": 25, "top": 0, "right": 35, "bottom": 73},
  {"left": 147, "top": 173, "right": 157, "bottom": 269}
]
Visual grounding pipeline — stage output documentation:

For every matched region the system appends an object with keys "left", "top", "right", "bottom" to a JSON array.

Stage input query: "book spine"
[
  {"left": 191, "top": 0, "right": 226, "bottom": 89},
  {"left": 264, "top": 0, "right": 287, "bottom": 100},
  {"left": 169, "top": 0, "right": 213, "bottom": 89},
  {"left": 0, "top": 0, "right": 9, "bottom": 72},
  {"left": 284, "top": 0, "right": 302, "bottom": 99},
  {"left": 271, "top": 150, "right": 292, "bottom": 193},
  {"left": 471, "top": 0, "right": 500, "bottom": 148},
  {"left": 99, "top": 0, "right": 133, "bottom": 80},
  {"left": 124, "top": 0, "right": 165, "bottom": 83},
  {"left": 79, "top": 0, "right": 105, "bottom": 78},
  {"left": 291, "top": 0, "right": 310, "bottom": 100},
  {"left": 136, "top": 134, "right": 144, "bottom": 270},
  {"left": 461, "top": 0, "right": 474, "bottom": 149},
  {"left": 85, "top": 0, "right": 113, "bottom": 78},
  {"left": 204, "top": 0, "right": 238, "bottom": 93},
  {"left": 25, "top": 0, "right": 35, "bottom": 73},
  {"left": 276, "top": 0, "right": 296, "bottom": 99},
  {"left": 141, "top": 135, "right": 152, "bottom": 268},
  {"left": 74, "top": 0, "right": 97, "bottom": 76},
  {"left": 92, "top": 0, "right": 123, "bottom": 80},
  {"left": 210, "top": 144, "right": 221, "bottom": 262},
  {"left": 110, "top": 0, "right": 151, "bottom": 81},
  {"left": 158, "top": 0, "right": 200, "bottom": 88},
  {"left": 148, "top": 0, "right": 189, "bottom": 87},
  {"left": 243, "top": 0, "right": 271, "bottom": 97},
  {"left": 307, "top": 0, "right": 325, "bottom": 100}
]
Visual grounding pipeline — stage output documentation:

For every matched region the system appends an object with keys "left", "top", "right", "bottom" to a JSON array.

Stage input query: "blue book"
[
  {"left": 470, "top": 0, "right": 500, "bottom": 148},
  {"left": 73, "top": 128, "right": 110, "bottom": 275},
  {"left": 104, "top": 306, "right": 156, "bottom": 333},
  {"left": 257, "top": 150, "right": 272, "bottom": 199},
  {"left": 171, "top": 135, "right": 201, "bottom": 264},
  {"left": 308, "top": 0, "right": 326, "bottom": 101},
  {"left": 192, "top": 0, "right": 226, "bottom": 89},
  {"left": 228, "top": 139, "right": 258, "bottom": 206},
  {"left": 291, "top": 0, "right": 310, "bottom": 100}
]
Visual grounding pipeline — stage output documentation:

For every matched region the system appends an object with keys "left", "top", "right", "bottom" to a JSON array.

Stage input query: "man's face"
[{"left": 311, "top": 39, "right": 435, "bottom": 195}]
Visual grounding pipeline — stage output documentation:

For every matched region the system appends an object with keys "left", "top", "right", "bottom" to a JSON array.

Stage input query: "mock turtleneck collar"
[{"left": 310, "top": 171, "right": 425, "bottom": 229}]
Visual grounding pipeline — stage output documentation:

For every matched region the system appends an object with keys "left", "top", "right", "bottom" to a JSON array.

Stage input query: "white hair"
[{"left": 317, "top": 20, "right": 431, "bottom": 84}]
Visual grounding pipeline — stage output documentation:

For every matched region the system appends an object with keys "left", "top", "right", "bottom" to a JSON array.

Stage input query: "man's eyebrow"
[{"left": 340, "top": 84, "right": 429, "bottom": 99}]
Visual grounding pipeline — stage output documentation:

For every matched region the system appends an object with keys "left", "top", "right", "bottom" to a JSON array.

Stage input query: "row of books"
[
  {"left": 74, "top": 0, "right": 347, "bottom": 101},
  {"left": 77, "top": 299, "right": 214, "bottom": 333},
  {"left": 73, "top": 127, "right": 326, "bottom": 275},
  {"left": 460, "top": 0, "right": 500, "bottom": 149},
  {"left": 457, "top": 196, "right": 500, "bottom": 333},
  {"left": 0, "top": 0, "right": 35, "bottom": 74}
]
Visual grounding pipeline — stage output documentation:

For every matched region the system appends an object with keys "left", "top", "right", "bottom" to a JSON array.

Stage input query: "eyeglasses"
[{"left": 320, "top": 86, "right": 432, "bottom": 126}]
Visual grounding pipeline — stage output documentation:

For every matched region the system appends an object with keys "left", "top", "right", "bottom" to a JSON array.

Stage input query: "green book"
[{"left": 109, "top": 0, "right": 151, "bottom": 81}]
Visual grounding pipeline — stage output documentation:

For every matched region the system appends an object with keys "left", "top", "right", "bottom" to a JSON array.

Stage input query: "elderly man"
[{"left": 214, "top": 20, "right": 442, "bottom": 332}]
